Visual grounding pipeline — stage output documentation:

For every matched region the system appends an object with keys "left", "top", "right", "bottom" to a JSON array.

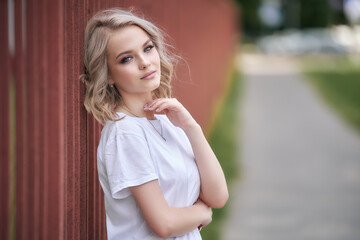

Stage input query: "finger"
[
  {"left": 156, "top": 100, "right": 182, "bottom": 113},
  {"left": 148, "top": 99, "right": 172, "bottom": 112},
  {"left": 154, "top": 101, "right": 170, "bottom": 113},
  {"left": 154, "top": 109, "right": 168, "bottom": 115},
  {"left": 145, "top": 98, "right": 165, "bottom": 110}
]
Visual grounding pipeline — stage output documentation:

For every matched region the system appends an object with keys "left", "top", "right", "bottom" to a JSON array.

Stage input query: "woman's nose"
[{"left": 138, "top": 56, "right": 150, "bottom": 70}]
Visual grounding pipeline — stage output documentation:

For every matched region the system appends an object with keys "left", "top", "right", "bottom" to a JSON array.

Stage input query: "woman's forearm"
[
  {"left": 165, "top": 200, "right": 211, "bottom": 237},
  {"left": 183, "top": 123, "right": 229, "bottom": 208},
  {"left": 130, "top": 180, "right": 211, "bottom": 238}
]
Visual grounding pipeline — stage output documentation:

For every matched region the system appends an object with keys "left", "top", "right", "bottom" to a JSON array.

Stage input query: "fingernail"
[{"left": 156, "top": 108, "right": 160, "bottom": 112}]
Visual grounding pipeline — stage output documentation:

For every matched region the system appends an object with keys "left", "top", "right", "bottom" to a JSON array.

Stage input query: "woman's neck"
[{"left": 120, "top": 94, "right": 155, "bottom": 120}]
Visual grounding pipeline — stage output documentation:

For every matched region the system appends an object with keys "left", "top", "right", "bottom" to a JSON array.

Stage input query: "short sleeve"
[{"left": 104, "top": 133, "right": 158, "bottom": 199}]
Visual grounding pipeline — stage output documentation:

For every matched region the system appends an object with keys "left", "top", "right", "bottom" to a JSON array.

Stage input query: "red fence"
[{"left": 0, "top": 0, "right": 238, "bottom": 239}]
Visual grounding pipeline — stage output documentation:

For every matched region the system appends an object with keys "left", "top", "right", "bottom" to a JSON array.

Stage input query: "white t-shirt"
[{"left": 97, "top": 112, "right": 201, "bottom": 240}]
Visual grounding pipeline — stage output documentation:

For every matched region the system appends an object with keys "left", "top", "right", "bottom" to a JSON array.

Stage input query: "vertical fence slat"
[
  {"left": 32, "top": 0, "right": 41, "bottom": 236},
  {"left": 46, "top": 0, "right": 65, "bottom": 238},
  {"left": 65, "top": 0, "right": 75, "bottom": 238},
  {"left": 73, "top": 0, "right": 81, "bottom": 238},
  {"left": 88, "top": 116, "right": 99, "bottom": 239},
  {"left": 38, "top": 0, "right": 47, "bottom": 238},
  {"left": 39, "top": 0, "right": 49, "bottom": 238},
  {"left": 0, "top": 0, "right": 10, "bottom": 238},
  {"left": 23, "top": 0, "right": 37, "bottom": 236},
  {"left": 32, "top": 0, "right": 42, "bottom": 236},
  {"left": 15, "top": 0, "right": 27, "bottom": 237},
  {"left": 79, "top": 3, "right": 89, "bottom": 239}
]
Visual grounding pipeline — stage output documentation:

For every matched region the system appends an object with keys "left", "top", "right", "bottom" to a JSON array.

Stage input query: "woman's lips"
[{"left": 141, "top": 71, "right": 156, "bottom": 80}]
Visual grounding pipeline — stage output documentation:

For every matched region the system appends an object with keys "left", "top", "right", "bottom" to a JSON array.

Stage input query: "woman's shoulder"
[{"left": 102, "top": 113, "right": 145, "bottom": 140}]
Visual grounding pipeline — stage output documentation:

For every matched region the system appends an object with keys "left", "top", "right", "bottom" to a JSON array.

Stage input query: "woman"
[{"left": 80, "top": 8, "right": 228, "bottom": 239}]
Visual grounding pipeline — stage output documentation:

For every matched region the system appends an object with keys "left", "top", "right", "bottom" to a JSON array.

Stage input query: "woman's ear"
[{"left": 108, "top": 74, "right": 114, "bottom": 85}]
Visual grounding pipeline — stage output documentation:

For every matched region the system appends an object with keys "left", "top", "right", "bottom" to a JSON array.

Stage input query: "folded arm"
[{"left": 130, "top": 180, "right": 212, "bottom": 238}]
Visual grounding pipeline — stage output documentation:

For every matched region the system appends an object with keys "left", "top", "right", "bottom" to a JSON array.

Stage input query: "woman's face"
[{"left": 107, "top": 26, "right": 161, "bottom": 99}]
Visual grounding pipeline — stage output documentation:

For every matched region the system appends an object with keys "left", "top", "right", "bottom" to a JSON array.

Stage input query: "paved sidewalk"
[{"left": 222, "top": 54, "right": 360, "bottom": 240}]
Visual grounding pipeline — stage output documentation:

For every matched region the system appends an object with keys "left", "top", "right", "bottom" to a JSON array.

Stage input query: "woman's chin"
[{"left": 150, "top": 78, "right": 161, "bottom": 90}]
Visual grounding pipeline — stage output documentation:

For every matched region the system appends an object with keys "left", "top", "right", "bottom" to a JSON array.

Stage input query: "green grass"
[
  {"left": 302, "top": 56, "right": 360, "bottom": 134},
  {"left": 200, "top": 69, "right": 243, "bottom": 240}
]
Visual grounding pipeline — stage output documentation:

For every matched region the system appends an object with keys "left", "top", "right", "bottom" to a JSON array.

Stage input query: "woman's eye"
[
  {"left": 144, "top": 45, "right": 154, "bottom": 52},
  {"left": 120, "top": 56, "right": 131, "bottom": 63}
]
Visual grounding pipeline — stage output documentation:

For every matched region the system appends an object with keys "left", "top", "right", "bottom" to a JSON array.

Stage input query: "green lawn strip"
[
  {"left": 302, "top": 56, "right": 360, "bottom": 134},
  {"left": 200, "top": 69, "right": 243, "bottom": 240}
]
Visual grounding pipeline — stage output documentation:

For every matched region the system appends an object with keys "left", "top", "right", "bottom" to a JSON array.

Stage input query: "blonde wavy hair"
[{"left": 80, "top": 8, "right": 176, "bottom": 125}]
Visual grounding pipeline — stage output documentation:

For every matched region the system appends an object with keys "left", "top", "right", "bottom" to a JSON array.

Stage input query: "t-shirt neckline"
[{"left": 116, "top": 112, "right": 161, "bottom": 122}]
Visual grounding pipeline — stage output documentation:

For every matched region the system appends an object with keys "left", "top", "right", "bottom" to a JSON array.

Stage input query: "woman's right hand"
[{"left": 194, "top": 199, "right": 212, "bottom": 228}]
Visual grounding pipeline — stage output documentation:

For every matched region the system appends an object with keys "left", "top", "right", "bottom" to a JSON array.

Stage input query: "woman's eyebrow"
[{"left": 115, "top": 39, "right": 152, "bottom": 60}]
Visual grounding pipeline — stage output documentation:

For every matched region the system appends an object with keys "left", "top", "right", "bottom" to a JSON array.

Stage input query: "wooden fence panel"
[
  {"left": 0, "top": 0, "right": 10, "bottom": 238},
  {"left": 0, "top": 0, "right": 238, "bottom": 239}
]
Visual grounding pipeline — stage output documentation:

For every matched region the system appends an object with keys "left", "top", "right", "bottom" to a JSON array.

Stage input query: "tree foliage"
[{"left": 234, "top": 0, "right": 348, "bottom": 40}]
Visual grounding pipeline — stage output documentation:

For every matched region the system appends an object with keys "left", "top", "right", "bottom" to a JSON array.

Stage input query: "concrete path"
[{"left": 222, "top": 53, "right": 360, "bottom": 240}]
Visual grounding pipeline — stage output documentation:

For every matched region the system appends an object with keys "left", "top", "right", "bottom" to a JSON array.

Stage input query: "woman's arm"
[
  {"left": 182, "top": 123, "right": 229, "bottom": 208},
  {"left": 130, "top": 180, "right": 212, "bottom": 238},
  {"left": 145, "top": 98, "right": 229, "bottom": 208}
]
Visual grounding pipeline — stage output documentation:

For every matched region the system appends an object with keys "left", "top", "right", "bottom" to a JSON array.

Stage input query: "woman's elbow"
[
  {"left": 153, "top": 226, "right": 172, "bottom": 239},
  {"left": 214, "top": 193, "right": 229, "bottom": 208},
  {"left": 149, "top": 215, "right": 174, "bottom": 238},
  {"left": 206, "top": 190, "right": 229, "bottom": 209}
]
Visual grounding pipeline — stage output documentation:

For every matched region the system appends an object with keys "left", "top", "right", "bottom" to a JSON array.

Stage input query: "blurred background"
[
  {"left": 1, "top": 0, "right": 359, "bottom": 239},
  {"left": 222, "top": 1, "right": 360, "bottom": 240}
]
